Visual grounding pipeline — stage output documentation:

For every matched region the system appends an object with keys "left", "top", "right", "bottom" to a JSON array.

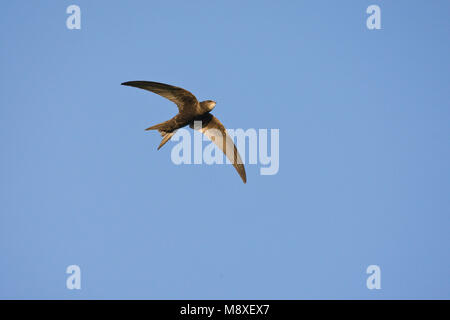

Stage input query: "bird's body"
[{"left": 121, "top": 81, "right": 247, "bottom": 183}]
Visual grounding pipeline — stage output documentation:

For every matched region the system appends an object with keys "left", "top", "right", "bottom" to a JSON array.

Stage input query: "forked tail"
[
  {"left": 145, "top": 118, "right": 178, "bottom": 150},
  {"left": 157, "top": 131, "right": 176, "bottom": 150}
]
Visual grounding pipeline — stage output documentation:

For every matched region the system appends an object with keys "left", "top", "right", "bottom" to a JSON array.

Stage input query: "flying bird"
[{"left": 121, "top": 81, "right": 247, "bottom": 183}]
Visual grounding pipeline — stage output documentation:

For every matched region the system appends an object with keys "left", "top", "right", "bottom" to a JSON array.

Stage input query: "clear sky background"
[{"left": 1, "top": 1, "right": 449, "bottom": 299}]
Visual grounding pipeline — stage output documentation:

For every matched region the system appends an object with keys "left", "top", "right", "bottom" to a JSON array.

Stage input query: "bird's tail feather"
[
  {"left": 145, "top": 120, "right": 176, "bottom": 149},
  {"left": 157, "top": 131, "right": 176, "bottom": 150},
  {"left": 145, "top": 122, "right": 166, "bottom": 131}
]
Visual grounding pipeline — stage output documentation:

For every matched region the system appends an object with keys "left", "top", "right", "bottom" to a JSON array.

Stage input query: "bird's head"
[{"left": 201, "top": 100, "right": 216, "bottom": 112}]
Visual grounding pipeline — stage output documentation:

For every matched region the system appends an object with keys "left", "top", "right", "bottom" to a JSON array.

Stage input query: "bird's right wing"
[
  {"left": 121, "top": 81, "right": 201, "bottom": 114},
  {"left": 192, "top": 114, "right": 247, "bottom": 183}
]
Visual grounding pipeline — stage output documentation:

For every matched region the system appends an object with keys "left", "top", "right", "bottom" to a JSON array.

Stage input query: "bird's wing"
[
  {"left": 192, "top": 114, "right": 247, "bottom": 183},
  {"left": 121, "top": 81, "right": 201, "bottom": 114}
]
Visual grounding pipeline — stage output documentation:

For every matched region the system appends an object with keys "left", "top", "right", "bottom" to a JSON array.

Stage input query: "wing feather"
[
  {"left": 192, "top": 114, "right": 247, "bottom": 183},
  {"left": 121, "top": 81, "right": 201, "bottom": 115}
]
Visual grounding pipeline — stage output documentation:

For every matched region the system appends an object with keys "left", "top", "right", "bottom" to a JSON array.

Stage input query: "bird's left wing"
[
  {"left": 121, "top": 81, "right": 201, "bottom": 114},
  {"left": 191, "top": 114, "right": 247, "bottom": 183}
]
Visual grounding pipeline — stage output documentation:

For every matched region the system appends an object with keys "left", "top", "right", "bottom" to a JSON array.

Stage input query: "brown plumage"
[{"left": 121, "top": 81, "right": 247, "bottom": 183}]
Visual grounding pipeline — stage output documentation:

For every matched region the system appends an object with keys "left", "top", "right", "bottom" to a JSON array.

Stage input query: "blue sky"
[{"left": 1, "top": 1, "right": 449, "bottom": 299}]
